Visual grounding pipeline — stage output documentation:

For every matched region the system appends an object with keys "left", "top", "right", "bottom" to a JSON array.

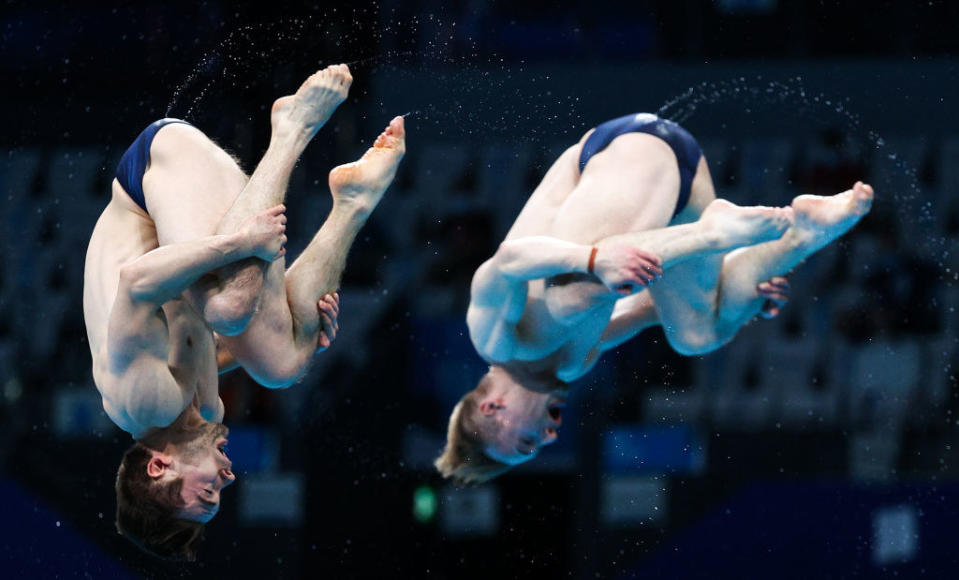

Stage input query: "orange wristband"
[{"left": 587, "top": 247, "right": 598, "bottom": 274}]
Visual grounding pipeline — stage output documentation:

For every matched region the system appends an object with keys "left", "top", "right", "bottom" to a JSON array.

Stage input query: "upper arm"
[
  {"left": 469, "top": 256, "right": 528, "bottom": 324},
  {"left": 105, "top": 284, "right": 189, "bottom": 430},
  {"left": 466, "top": 256, "right": 529, "bottom": 361}
]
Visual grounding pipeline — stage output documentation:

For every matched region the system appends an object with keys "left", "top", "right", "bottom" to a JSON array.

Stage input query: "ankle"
[
  {"left": 269, "top": 123, "right": 314, "bottom": 152},
  {"left": 332, "top": 198, "right": 373, "bottom": 221}
]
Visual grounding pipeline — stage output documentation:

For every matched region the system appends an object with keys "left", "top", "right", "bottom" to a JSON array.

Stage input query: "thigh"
[
  {"left": 671, "top": 155, "right": 716, "bottom": 225},
  {"left": 653, "top": 155, "right": 724, "bottom": 311},
  {"left": 647, "top": 156, "right": 732, "bottom": 352},
  {"left": 141, "top": 123, "right": 249, "bottom": 244},
  {"left": 216, "top": 261, "right": 302, "bottom": 388},
  {"left": 550, "top": 132, "right": 680, "bottom": 244},
  {"left": 505, "top": 143, "right": 584, "bottom": 240}
]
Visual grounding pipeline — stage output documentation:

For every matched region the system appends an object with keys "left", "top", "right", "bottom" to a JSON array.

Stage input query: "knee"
[
  {"left": 206, "top": 289, "right": 258, "bottom": 336},
  {"left": 253, "top": 356, "right": 308, "bottom": 390},
  {"left": 666, "top": 327, "right": 721, "bottom": 357}
]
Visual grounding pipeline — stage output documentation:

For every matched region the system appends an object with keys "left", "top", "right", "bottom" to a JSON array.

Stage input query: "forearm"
[
  {"left": 121, "top": 233, "right": 253, "bottom": 304},
  {"left": 598, "top": 291, "right": 660, "bottom": 351},
  {"left": 496, "top": 236, "right": 593, "bottom": 281}
]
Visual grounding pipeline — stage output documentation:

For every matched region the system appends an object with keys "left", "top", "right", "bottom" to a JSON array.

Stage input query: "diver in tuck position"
[
  {"left": 82, "top": 64, "right": 406, "bottom": 558},
  {"left": 435, "top": 112, "right": 873, "bottom": 484}
]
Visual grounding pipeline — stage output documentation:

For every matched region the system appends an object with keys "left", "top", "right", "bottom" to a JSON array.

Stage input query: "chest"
[
  {"left": 511, "top": 283, "right": 613, "bottom": 368},
  {"left": 162, "top": 301, "right": 217, "bottom": 385}
]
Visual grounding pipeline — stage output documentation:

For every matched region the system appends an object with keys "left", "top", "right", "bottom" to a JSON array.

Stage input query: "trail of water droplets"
[{"left": 658, "top": 75, "right": 944, "bottom": 257}]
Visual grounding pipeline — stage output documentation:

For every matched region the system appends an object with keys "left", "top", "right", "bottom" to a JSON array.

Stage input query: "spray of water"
[{"left": 657, "top": 75, "right": 942, "bottom": 258}]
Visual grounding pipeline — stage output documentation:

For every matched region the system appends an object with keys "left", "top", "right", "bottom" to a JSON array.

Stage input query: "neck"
[
  {"left": 137, "top": 404, "right": 206, "bottom": 449},
  {"left": 493, "top": 362, "right": 565, "bottom": 394}
]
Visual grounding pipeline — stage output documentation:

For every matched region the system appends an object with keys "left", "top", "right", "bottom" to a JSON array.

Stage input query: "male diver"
[
  {"left": 435, "top": 113, "right": 873, "bottom": 484},
  {"left": 83, "top": 64, "right": 406, "bottom": 558}
]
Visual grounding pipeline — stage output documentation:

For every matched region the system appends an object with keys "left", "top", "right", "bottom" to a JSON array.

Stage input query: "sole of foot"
[{"left": 329, "top": 116, "right": 407, "bottom": 213}]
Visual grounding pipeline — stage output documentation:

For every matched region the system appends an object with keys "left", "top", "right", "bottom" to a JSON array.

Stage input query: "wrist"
[
  {"left": 586, "top": 246, "right": 598, "bottom": 275},
  {"left": 223, "top": 231, "right": 253, "bottom": 258}
]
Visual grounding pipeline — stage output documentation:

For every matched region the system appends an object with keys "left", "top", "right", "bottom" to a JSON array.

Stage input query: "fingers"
[
  {"left": 630, "top": 261, "right": 662, "bottom": 287},
  {"left": 635, "top": 249, "right": 663, "bottom": 268},
  {"left": 317, "top": 293, "right": 339, "bottom": 345},
  {"left": 266, "top": 204, "right": 286, "bottom": 216},
  {"left": 320, "top": 311, "right": 337, "bottom": 341},
  {"left": 320, "top": 292, "right": 340, "bottom": 317},
  {"left": 757, "top": 277, "right": 790, "bottom": 304},
  {"left": 316, "top": 331, "right": 331, "bottom": 351},
  {"left": 758, "top": 276, "right": 790, "bottom": 319},
  {"left": 759, "top": 301, "right": 781, "bottom": 319}
]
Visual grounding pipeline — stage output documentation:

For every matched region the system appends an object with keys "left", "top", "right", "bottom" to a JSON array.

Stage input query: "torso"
[{"left": 83, "top": 180, "right": 219, "bottom": 435}]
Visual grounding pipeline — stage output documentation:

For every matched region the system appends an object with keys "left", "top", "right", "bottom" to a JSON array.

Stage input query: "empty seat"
[
  {"left": 710, "top": 325, "right": 776, "bottom": 430},
  {"left": 848, "top": 340, "right": 921, "bottom": 428},
  {"left": 762, "top": 336, "right": 839, "bottom": 427},
  {"left": 643, "top": 383, "right": 707, "bottom": 425}
]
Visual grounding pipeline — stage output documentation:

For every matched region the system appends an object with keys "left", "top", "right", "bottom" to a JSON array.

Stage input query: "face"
[
  {"left": 168, "top": 423, "right": 236, "bottom": 523},
  {"left": 481, "top": 372, "right": 567, "bottom": 466}
]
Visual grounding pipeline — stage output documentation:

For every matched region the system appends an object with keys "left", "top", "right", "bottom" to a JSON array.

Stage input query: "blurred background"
[{"left": 2, "top": 0, "right": 958, "bottom": 578}]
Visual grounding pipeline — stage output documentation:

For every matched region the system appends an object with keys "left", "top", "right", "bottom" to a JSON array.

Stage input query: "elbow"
[
  {"left": 494, "top": 241, "right": 522, "bottom": 277},
  {"left": 118, "top": 262, "right": 153, "bottom": 302},
  {"left": 496, "top": 240, "right": 520, "bottom": 262}
]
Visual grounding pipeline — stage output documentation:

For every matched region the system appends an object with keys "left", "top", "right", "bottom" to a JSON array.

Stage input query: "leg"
[
  {"left": 145, "top": 65, "right": 352, "bottom": 335},
  {"left": 649, "top": 177, "right": 873, "bottom": 355},
  {"left": 218, "top": 117, "right": 407, "bottom": 387},
  {"left": 715, "top": 182, "right": 875, "bottom": 330},
  {"left": 543, "top": 137, "right": 791, "bottom": 323}
]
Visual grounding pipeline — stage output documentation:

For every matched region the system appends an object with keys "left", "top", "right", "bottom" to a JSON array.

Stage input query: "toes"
[{"left": 389, "top": 116, "right": 405, "bottom": 136}]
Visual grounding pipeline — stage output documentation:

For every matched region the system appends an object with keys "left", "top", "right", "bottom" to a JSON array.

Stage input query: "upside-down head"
[
  {"left": 435, "top": 365, "right": 567, "bottom": 485},
  {"left": 115, "top": 419, "right": 235, "bottom": 560}
]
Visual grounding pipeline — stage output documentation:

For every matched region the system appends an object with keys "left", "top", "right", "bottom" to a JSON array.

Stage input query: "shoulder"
[{"left": 102, "top": 353, "right": 188, "bottom": 433}]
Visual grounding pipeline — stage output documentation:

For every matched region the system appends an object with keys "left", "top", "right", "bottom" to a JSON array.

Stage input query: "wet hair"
[
  {"left": 115, "top": 442, "right": 204, "bottom": 561},
  {"left": 434, "top": 373, "right": 514, "bottom": 485}
]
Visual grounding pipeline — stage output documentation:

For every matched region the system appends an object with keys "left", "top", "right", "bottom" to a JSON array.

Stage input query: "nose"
[{"left": 220, "top": 468, "right": 236, "bottom": 487}]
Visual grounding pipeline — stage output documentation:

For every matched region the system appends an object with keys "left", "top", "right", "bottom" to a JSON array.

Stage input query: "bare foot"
[
  {"left": 271, "top": 64, "right": 353, "bottom": 138},
  {"left": 700, "top": 199, "right": 793, "bottom": 251},
  {"left": 790, "top": 181, "right": 874, "bottom": 250},
  {"left": 329, "top": 116, "right": 407, "bottom": 214}
]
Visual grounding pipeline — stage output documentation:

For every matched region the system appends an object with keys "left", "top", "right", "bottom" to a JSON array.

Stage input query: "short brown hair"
[
  {"left": 434, "top": 373, "right": 514, "bottom": 485},
  {"left": 115, "top": 442, "right": 204, "bottom": 561}
]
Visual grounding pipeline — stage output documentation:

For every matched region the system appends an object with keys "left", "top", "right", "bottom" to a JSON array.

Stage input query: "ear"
[
  {"left": 146, "top": 454, "right": 172, "bottom": 479},
  {"left": 479, "top": 399, "right": 503, "bottom": 416}
]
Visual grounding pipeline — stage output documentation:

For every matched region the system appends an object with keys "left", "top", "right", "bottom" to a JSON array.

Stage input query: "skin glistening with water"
[
  {"left": 436, "top": 112, "right": 873, "bottom": 484},
  {"left": 82, "top": 64, "right": 406, "bottom": 555}
]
